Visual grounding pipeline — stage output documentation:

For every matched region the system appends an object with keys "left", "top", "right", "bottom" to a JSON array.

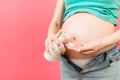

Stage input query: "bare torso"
[{"left": 62, "top": 13, "right": 115, "bottom": 59}]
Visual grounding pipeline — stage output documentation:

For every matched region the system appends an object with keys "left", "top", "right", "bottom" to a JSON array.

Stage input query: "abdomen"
[{"left": 62, "top": 13, "right": 115, "bottom": 59}]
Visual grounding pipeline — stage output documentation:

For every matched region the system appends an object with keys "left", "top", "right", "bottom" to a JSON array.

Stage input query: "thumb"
[{"left": 56, "top": 29, "right": 63, "bottom": 38}]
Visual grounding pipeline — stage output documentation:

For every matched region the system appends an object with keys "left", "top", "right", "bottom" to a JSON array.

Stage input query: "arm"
[
  {"left": 65, "top": 29, "right": 120, "bottom": 55},
  {"left": 93, "top": 29, "right": 120, "bottom": 55},
  {"left": 45, "top": 0, "right": 65, "bottom": 52},
  {"left": 47, "top": 0, "right": 65, "bottom": 38},
  {"left": 100, "top": 29, "right": 120, "bottom": 47}
]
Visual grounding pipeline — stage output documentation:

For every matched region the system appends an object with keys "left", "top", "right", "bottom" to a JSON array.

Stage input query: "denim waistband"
[
  {"left": 61, "top": 55, "right": 82, "bottom": 72},
  {"left": 61, "top": 45, "right": 120, "bottom": 73},
  {"left": 105, "top": 46, "right": 120, "bottom": 63}
]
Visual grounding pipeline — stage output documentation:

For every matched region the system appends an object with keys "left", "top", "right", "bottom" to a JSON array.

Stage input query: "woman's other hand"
[{"left": 65, "top": 39, "right": 104, "bottom": 55}]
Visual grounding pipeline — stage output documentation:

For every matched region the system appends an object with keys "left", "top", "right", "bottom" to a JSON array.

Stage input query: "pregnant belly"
[{"left": 62, "top": 13, "right": 115, "bottom": 59}]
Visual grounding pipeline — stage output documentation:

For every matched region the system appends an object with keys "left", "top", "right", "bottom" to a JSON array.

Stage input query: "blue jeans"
[{"left": 60, "top": 45, "right": 120, "bottom": 80}]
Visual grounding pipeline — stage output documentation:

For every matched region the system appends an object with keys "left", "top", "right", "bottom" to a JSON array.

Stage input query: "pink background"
[{"left": 0, "top": 0, "right": 119, "bottom": 80}]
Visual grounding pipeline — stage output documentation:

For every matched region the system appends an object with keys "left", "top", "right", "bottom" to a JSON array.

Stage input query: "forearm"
[
  {"left": 47, "top": 0, "right": 65, "bottom": 38},
  {"left": 47, "top": 21, "right": 62, "bottom": 38},
  {"left": 100, "top": 29, "right": 120, "bottom": 47}
]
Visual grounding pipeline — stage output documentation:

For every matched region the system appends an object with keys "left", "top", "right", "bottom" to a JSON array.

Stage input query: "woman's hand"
[
  {"left": 65, "top": 39, "right": 105, "bottom": 54},
  {"left": 45, "top": 30, "right": 66, "bottom": 54}
]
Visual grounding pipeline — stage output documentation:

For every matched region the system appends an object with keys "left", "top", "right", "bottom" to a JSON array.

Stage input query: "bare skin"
[
  {"left": 45, "top": 0, "right": 120, "bottom": 60},
  {"left": 62, "top": 13, "right": 116, "bottom": 59}
]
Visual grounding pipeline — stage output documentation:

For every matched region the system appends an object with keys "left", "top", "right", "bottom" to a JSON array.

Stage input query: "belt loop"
[{"left": 103, "top": 52, "right": 109, "bottom": 61}]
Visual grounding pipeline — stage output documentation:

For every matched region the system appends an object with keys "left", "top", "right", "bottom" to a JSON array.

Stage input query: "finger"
[
  {"left": 66, "top": 45, "right": 94, "bottom": 54},
  {"left": 45, "top": 43, "right": 49, "bottom": 52},
  {"left": 76, "top": 42, "right": 85, "bottom": 46},
  {"left": 66, "top": 43, "right": 78, "bottom": 51},
  {"left": 66, "top": 43, "right": 83, "bottom": 51},
  {"left": 49, "top": 40, "right": 55, "bottom": 51},
  {"left": 59, "top": 43, "right": 66, "bottom": 54},
  {"left": 80, "top": 50, "right": 95, "bottom": 54},
  {"left": 71, "top": 42, "right": 83, "bottom": 45},
  {"left": 67, "top": 45, "right": 95, "bottom": 54},
  {"left": 54, "top": 37, "right": 61, "bottom": 46},
  {"left": 48, "top": 45, "right": 54, "bottom": 55},
  {"left": 78, "top": 43, "right": 95, "bottom": 52},
  {"left": 56, "top": 30, "right": 62, "bottom": 38},
  {"left": 53, "top": 41, "right": 59, "bottom": 51},
  {"left": 66, "top": 42, "right": 84, "bottom": 47},
  {"left": 66, "top": 44, "right": 92, "bottom": 52},
  {"left": 61, "top": 48, "right": 66, "bottom": 54},
  {"left": 66, "top": 45, "right": 79, "bottom": 51},
  {"left": 45, "top": 39, "right": 50, "bottom": 52},
  {"left": 66, "top": 42, "right": 74, "bottom": 47}
]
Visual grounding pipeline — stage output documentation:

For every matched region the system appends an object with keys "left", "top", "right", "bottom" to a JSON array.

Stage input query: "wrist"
[
  {"left": 47, "top": 34, "right": 55, "bottom": 39},
  {"left": 99, "top": 35, "right": 116, "bottom": 48}
]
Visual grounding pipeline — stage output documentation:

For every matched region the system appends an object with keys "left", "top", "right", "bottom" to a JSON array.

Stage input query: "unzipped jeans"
[{"left": 60, "top": 45, "right": 120, "bottom": 80}]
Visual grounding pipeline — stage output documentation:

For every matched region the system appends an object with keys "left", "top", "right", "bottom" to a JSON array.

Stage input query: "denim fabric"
[{"left": 60, "top": 45, "right": 120, "bottom": 80}]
